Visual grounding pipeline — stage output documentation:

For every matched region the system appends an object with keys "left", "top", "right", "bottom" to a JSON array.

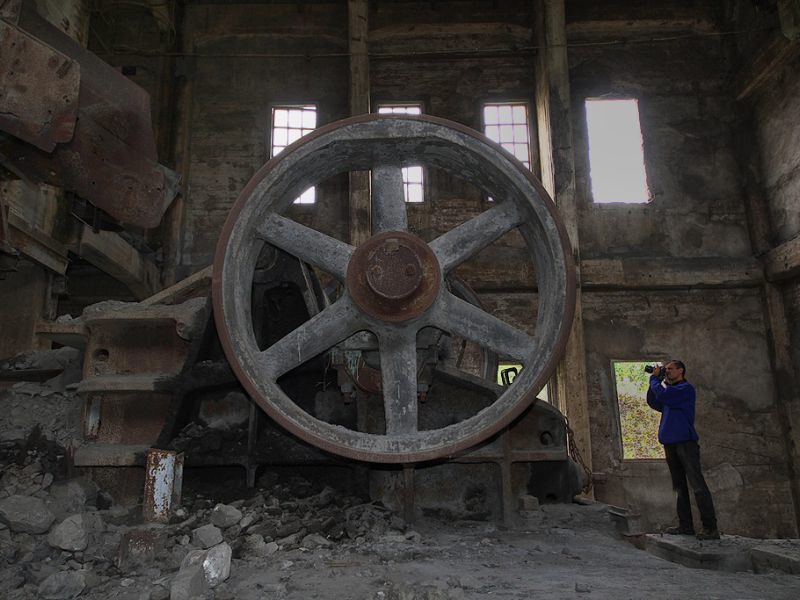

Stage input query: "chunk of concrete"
[
  {"left": 0, "top": 495, "right": 55, "bottom": 534},
  {"left": 170, "top": 560, "right": 208, "bottom": 600},
  {"left": 191, "top": 524, "right": 222, "bottom": 549},
  {"left": 203, "top": 542, "right": 232, "bottom": 587},
  {"left": 210, "top": 504, "right": 242, "bottom": 529},
  {"left": 37, "top": 570, "right": 86, "bottom": 599},
  {"left": 48, "top": 514, "right": 90, "bottom": 551}
]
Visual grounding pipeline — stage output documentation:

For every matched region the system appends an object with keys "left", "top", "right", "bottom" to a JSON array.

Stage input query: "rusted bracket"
[{"left": 0, "top": 3, "right": 179, "bottom": 228}]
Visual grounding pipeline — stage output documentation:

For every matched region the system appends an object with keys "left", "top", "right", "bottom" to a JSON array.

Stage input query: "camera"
[{"left": 644, "top": 363, "right": 665, "bottom": 379}]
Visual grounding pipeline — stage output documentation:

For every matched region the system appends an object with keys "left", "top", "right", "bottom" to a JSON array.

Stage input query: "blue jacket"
[{"left": 646, "top": 376, "right": 699, "bottom": 444}]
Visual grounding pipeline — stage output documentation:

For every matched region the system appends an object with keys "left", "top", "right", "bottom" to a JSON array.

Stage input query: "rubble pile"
[
  {"left": 0, "top": 439, "right": 411, "bottom": 600},
  {"left": 0, "top": 348, "right": 83, "bottom": 448}
]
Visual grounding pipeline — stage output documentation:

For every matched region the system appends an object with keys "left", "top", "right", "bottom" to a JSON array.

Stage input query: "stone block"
[
  {"left": 0, "top": 495, "right": 55, "bottom": 534},
  {"left": 210, "top": 504, "right": 242, "bottom": 529},
  {"left": 192, "top": 524, "right": 222, "bottom": 549}
]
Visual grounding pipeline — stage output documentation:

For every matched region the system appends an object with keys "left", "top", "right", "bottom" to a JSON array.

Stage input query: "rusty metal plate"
[
  {"left": 0, "top": 21, "right": 79, "bottom": 152},
  {"left": 0, "top": 6, "right": 178, "bottom": 228},
  {"left": 0, "top": 0, "right": 22, "bottom": 23},
  {"left": 347, "top": 231, "right": 441, "bottom": 322}
]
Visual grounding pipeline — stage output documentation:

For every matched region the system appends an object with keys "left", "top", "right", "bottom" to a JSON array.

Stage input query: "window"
[
  {"left": 585, "top": 99, "right": 650, "bottom": 204},
  {"left": 271, "top": 105, "right": 317, "bottom": 204},
  {"left": 377, "top": 104, "right": 424, "bottom": 203},
  {"left": 483, "top": 103, "right": 531, "bottom": 169},
  {"left": 613, "top": 361, "right": 662, "bottom": 459}
]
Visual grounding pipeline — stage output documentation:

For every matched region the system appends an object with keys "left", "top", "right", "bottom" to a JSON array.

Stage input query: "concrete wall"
[
  {"left": 560, "top": 1, "right": 796, "bottom": 536},
  {"left": 583, "top": 288, "right": 796, "bottom": 536}
]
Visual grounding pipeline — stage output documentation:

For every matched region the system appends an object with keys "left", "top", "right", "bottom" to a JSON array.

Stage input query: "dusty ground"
[{"left": 214, "top": 505, "right": 800, "bottom": 600}]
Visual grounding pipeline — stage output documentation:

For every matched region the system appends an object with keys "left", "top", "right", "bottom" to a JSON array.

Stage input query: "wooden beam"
[
  {"left": 535, "top": 0, "right": 593, "bottom": 481},
  {"left": 348, "top": 0, "right": 371, "bottom": 247},
  {"left": 567, "top": 18, "right": 716, "bottom": 39},
  {"left": 735, "top": 32, "right": 800, "bottom": 102},
  {"left": 142, "top": 264, "right": 212, "bottom": 306},
  {"left": 7, "top": 212, "right": 69, "bottom": 274},
  {"left": 79, "top": 227, "right": 160, "bottom": 300},
  {"left": 581, "top": 257, "right": 763, "bottom": 290},
  {"left": 764, "top": 235, "right": 800, "bottom": 282}
]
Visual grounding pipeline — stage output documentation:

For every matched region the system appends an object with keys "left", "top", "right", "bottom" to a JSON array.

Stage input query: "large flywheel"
[{"left": 212, "top": 115, "right": 575, "bottom": 463}]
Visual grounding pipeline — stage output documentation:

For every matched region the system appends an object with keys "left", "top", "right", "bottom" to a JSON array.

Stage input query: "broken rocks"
[
  {"left": 192, "top": 523, "right": 223, "bottom": 549},
  {"left": 37, "top": 570, "right": 86, "bottom": 600},
  {"left": 47, "top": 514, "right": 91, "bottom": 551},
  {"left": 0, "top": 495, "right": 55, "bottom": 534},
  {"left": 210, "top": 503, "right": 242, "bottom": 529}
]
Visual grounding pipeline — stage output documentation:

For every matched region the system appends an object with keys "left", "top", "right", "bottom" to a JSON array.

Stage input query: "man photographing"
[{"left": 647, "top": 360, "right": 720, "bottom": 540}]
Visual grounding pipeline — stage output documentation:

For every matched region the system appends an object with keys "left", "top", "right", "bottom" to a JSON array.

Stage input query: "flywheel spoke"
[
  {"left": 429, "top": 201, "right": 524, "bottom": 274},
  {"left": 371, "top": 165, "right": 408, "bottom": 233},
  {"left": 378, "top": 328, "right": 419, "bottom": 435},
  {"left": 258, "top": 295, "right": 363, "bottom": 379},
  {"left": 429, "top": 292, "right": 535, "bottom": 363},
  {"left": 256, "top": 213, "right": 354, "bottom": 281}
]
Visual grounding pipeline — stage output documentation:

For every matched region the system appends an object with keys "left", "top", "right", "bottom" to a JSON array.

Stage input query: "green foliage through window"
[{"left": 614, "top": 361, "right": 662, "bottom": 460}]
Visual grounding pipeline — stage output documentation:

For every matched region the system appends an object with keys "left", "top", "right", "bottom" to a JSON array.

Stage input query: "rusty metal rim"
[{"left": 212, "top": 114, "right": 576, "bottom": 464}]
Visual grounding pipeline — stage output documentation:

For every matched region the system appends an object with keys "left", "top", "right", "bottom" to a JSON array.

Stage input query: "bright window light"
[
  {"left": 613, "top": 361, "right": 662, "bottom": 459},
  {"left": 585, "top": 99, "right": 650, "bottom": 204},
  {"left": 378, "top": 104, "right": 424, "bottom": 203},
  {"left": 483, "top": 103, "right": 531, "bottom": 169},
  {"left": 271, "top": 105, "right": 316, "bottom": 204}
]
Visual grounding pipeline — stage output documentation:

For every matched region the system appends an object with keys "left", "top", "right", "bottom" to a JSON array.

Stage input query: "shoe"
[
  {"left": 696, "top": 528, "right": 720, "bottom": 540},
  {"left": 663, "top": 526, "right": 695, "bottom": 535}
]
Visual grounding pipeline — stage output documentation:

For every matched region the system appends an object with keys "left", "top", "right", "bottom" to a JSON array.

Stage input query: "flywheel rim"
[{"left": 212, "top": 114, "right": 575, "bottom": 463}]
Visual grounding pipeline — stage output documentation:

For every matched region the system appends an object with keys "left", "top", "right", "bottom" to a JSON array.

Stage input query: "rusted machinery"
[
  {"left": 66, "top": 115, "right": 582, "bottom": 523},
  {"left": 0, "top": 1, "right": 178, "bottom": 229}
]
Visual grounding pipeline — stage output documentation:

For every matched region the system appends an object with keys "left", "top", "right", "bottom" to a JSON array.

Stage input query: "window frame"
[
  {"left": 610, "top": 359, "right": 664, "bottom": 462},
  {"left": 376, "top": 102, "right": 426, "bottom": 204},
  {"left": 584, "top": 97, "right": 652, "bottom": 205},
  {"left": 480, "top": 101, "right": 534, "bottom": 170},
  {"left": 269, "top": 103, "right": 318, "bottom": 205}
]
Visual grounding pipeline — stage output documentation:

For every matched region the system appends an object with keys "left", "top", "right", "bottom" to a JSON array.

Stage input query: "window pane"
[
  {"left": 302, "top": 109, "right": 316, "bottom": 129},
  {"left": 273, "top": 128, "right": 288, "bottom": 149},
  {"left": 585, "top": 99, "right": 650, "bottom": 203},
  {"left": 514, "top": 145, "right": 529, "bottom": 163},
  {"left": 405, "top": 166, "right": 423, "bottom": 183},
  {"left": 406, "top": 184, "right": 423, "bottom": 203},
  {"left": 483, "top": 102, "right": 531, "bottom": 174},
  {"left": 276, "top": 109, "right": 288, "bottom": 127}
]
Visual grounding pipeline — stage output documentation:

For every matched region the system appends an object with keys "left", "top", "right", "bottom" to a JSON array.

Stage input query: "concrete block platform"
[{"left": 644, "top": 534, "right": 800, "bottom": 575}]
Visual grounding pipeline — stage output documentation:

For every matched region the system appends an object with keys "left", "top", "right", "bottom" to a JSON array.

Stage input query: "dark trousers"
[{"left": 664, "top": 440, "right": 717, "bottom": 531}]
